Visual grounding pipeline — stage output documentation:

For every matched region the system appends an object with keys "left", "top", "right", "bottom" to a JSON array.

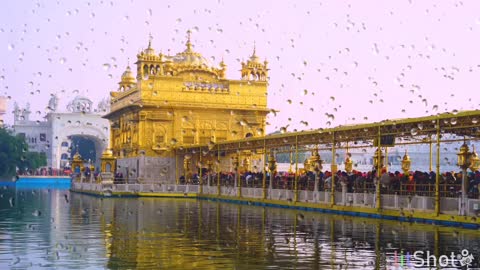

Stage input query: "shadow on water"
[{"left": 0, "top": 184, "right": 479, "bottom": 269}]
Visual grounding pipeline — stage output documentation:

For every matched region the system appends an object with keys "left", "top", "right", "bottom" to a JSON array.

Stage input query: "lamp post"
[
  {"left": 373, "top": 147, "right": 385, "bottom": 173},
  {"left": 309, "top": 145, "right": 323, "bottom": 192},
  {"left": 207, "top": 160, "right": 213, "bottom": 187},
  {"left": 242, "top": 157, "right": 250, "bottom": 173},
  {"left": 184, "top": 153, "right": 191, "bottom": 184},
  {"left": 373, "top": 147, "right": 385, "bottom": 211},
  {"left": 303, "top": 158, "right": 310, "bottom": 173},
  {"left": 469, "top": 145, "right": 480, "bottom": 172},
  {"left": 401, "top": 150, "right": 411, "bottom": 176},
  {"left": 344, "top": 152, "right": 353, "bottom": 174},
  {"left": 456, "top": 142, "right": 479, "bottom": 215},
  {"left": 232, "top": 154, "right": 239, "bottom": 194},
  {"left": 267, "top": 150, "right": 277, "bottom": 192},
  {"left": 288, "top": 146, "right": 294, "bottom": 174}
]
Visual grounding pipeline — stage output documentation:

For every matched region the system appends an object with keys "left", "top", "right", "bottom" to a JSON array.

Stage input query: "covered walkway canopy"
[{"left": 177, "top": 110, "right": 480, "bottom": 154}]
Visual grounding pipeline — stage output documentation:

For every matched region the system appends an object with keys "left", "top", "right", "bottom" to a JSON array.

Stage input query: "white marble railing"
[{"left": 71, "top": 182, "right": 480, "bottom": 217}]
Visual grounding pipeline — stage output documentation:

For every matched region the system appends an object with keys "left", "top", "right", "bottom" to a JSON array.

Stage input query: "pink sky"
[{"left": 1, "top": 0, "right": 480, "bottom": 133}]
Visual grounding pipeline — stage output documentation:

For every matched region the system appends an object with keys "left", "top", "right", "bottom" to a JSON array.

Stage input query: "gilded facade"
[{"left": 104, "top": 32, "right": 269, "bottom": 181}]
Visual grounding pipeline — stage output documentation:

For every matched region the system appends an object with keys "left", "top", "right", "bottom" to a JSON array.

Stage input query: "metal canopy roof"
[{"left": 177, "top": 110, "right": 480, "bottom": 154}]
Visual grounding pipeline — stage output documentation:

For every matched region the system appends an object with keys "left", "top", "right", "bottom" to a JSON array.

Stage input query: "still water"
[{"left": 1, "top": 183, "right": 480, "bottom": 269}]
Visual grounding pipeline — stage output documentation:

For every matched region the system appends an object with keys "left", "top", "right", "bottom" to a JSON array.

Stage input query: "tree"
[
  {"left": 0, "top": 127, "right": 47, "bottom": 177},
  {"left": 0, "top": 127, "right": 27, "bottom": 177},
  {"left": 18, "top": 151, "right": 47, "bottom": 173}
]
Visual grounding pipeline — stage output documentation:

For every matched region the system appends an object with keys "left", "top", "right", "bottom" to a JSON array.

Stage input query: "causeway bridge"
[{"left": 72, "top": 110, "right": 480, "bottom": 229}]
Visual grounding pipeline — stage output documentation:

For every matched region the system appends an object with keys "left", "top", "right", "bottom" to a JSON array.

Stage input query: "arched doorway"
[{"left": 53, "top": 126, "right": 107, "bottom": 170}]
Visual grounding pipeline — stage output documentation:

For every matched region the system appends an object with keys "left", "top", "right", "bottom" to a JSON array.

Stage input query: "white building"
[{"left": 12, "top": 95, "right": 110, "bottom": 169}]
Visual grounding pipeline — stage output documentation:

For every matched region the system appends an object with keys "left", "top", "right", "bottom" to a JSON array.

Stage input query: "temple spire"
[
  {"left": 252, "top": 41, "right": 257, "bottom": 57},
  {"left": 148, "top": 33, "right": 153, "bottom": 49},
  {"left": 144, "top": 33, "right": 155, "bottom": 55},
  {"left": 185, "top": 29, "right": 193, "bottom": 52}
]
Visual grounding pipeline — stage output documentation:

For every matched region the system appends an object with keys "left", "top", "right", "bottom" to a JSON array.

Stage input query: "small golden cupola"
[
  {"left": 118, "top": 64, "right": 136, "bottom": 91},
  {"left": 241, "top": 43, "right": 269, "bottom": 81}
]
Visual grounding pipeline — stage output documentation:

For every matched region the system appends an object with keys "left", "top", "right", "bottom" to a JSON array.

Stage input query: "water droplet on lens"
[
  {"left": 410, "top": 128, "right": 418, "bottom": 136},
  {"left": 32, "top": 210, "right": 41, "bottom": 217}
]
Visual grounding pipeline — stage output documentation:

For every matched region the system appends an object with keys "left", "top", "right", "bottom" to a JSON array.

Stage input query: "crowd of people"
[
  {"left": 17, "top": 167, "right": 71, "bottom": 177},
  {"left": 179, "top": 169, "right": 480, "bottom": 199}
]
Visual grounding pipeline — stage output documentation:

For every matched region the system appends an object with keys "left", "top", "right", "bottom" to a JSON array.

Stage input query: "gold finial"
[
  {"left": 252, "top": 41, "right": 257, "bottom": 57},
  {"left": 186, "top": 29, "right": 192, "bottom": 51},
  {"left": 148, "top": 33, "right": 153, "bottom": 48},
  {"left": 127, "top": 57, "right": 130, "bottom": 67}
]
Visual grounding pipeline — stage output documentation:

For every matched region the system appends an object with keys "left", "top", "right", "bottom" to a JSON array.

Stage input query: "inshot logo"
[{"left": 393, "top": 249, "right": 475, "bottom": 268}]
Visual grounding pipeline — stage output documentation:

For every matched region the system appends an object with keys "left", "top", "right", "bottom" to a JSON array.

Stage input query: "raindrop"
[
  {"left": 170, "top": 138, "right": 178, "bottom": 145},
  {"left": 280, "top": 127, "right": 287, "bottom": 134},
  {"left": 472, "top": 118, "right": 478, "bottom": 124},
  {"left": 7, "top": 44, "right": 14, "bottom": 50},
  {"left": 103, "top": 63, "right": 111, "bottom": 70},
  {"left": 432, "top": 105, "right": 438, "bottom": 111},
  {"left": 410, "top": 128, "right": 418, "bottom": 136},
  {"left": 452, "top": 109, "right": 458, "bottom": 115},
  {"left": 450, "top": 118, "right": 457, "bottom": 125},
  {"left": 32, "top": 210, "right": 42, "bottom": 217},
  {"left": 330, "top": 96, "right": 335, "bottom": 102}
]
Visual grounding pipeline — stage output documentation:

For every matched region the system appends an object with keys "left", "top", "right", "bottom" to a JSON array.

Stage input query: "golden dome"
[
  {"left": 121, "top": 66, "right": 134, "bottom": 79},
  {"left": 121, "top": 66, "right": 136, "bottom": 84},
  {"left": 102, "top": 148, "right": 113, "bottom": 157},
  {"left": 73, "top": 151, "right": 82, "bottom": 161},
  {"left": 170, "top": 30, "right": 214, "bottom": 68},
  {"left": 171, "top": 51, "right": 213, "bottom": 68}
]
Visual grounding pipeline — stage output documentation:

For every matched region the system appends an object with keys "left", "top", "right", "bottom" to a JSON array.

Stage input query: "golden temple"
[{"left": 104, "top": 31, "right": 270, "bottom": 159}]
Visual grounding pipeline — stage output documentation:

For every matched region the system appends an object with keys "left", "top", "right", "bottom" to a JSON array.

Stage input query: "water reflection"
[{"left": 1, "top": 185, "right": 480, "bottom": 269}]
